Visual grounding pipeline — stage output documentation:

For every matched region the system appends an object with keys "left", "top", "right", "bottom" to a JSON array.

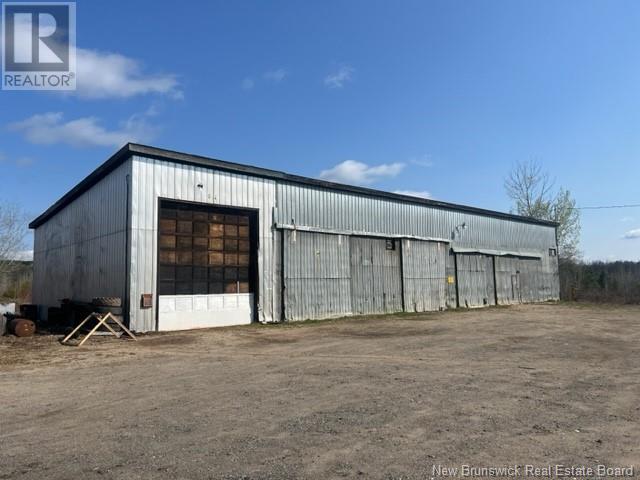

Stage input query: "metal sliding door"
[
  {"left": 401, "top": 239, "right": 448, "bottom": 312},
  {"left": 456, "top": 253, "right": 496, "bottom": 308},
  {"left": 350, "top": 237, "right": 403, "bottom": 315},
  {"left": 282, "top": 230, "right": 352, "bottom": 321}
]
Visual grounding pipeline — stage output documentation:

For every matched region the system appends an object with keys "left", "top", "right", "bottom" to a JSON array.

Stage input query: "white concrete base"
[{"left": 158, "top": 293, "right": 254, "bottom": 331}]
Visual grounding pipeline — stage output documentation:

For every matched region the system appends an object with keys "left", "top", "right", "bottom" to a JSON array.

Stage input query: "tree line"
[
  {"left": 559, "top": 259, "right": 640, "bottom": 304},
  {"left": 505, "top": 161, "right": 638, "bottom": 304}
]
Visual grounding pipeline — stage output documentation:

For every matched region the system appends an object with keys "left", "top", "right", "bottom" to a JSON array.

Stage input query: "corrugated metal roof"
[{"left": 29, "top": 143, "right": 559, "bottom": 229}]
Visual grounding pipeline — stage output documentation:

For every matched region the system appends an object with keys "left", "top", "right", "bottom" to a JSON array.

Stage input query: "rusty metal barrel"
[{"left": 9, "top": 318, "right": 36, "bottom": 337}]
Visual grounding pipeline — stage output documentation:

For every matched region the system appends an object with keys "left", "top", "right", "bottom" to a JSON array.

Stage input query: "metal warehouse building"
[{"left": 30, "top": 144, "right": 559, "bottom": 332}]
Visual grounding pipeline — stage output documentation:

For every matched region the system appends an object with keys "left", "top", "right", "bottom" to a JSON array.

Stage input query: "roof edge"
[
  {"left": 29, "top": 143, "right": 560, "bottom": 229},
  {"left": 28, "top": 143, "right": 132, "bottom": 229}
]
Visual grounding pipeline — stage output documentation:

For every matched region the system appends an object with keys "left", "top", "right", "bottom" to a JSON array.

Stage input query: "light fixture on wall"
[{"left": 452, "top": 222, "right": 467, "bottom": 240}]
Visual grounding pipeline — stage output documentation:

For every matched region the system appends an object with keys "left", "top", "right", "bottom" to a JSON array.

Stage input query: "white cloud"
[
  {"left": 1, "top": 18, "right": 182, "bottom": 99},
  {"left": 393, "top": 190, "right": 432, "bottom": 199},
  {"left": 319, "top": 160, "right": 405, "bottom": 185},
  {"left": 622, "top": 228, "right": 640, "bottom": 239},
  {"left": 620, "top": 216, "right": 635, "bottom": 223},
  {"left": 9, "top": 112, "right": 158, "bottom": 149},
  {"left": 263, "top": 68, "right": 288, "bottom": 83},
  {"left": 74, "top": 48, "right": 182, "bottom": 99},
  {"left": 324, "top": 65, "right": 354, "bottom": 89},
  {"left": 409, "top": 155, "right": 434, "bottom": 168},
  {"left": 241, "top": 77, "right": 255, "bottom": 90}
]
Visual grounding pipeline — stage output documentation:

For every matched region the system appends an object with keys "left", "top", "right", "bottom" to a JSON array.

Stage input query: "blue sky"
[{"left": 1, "top": 0, "right": 639, "bottom": 260}]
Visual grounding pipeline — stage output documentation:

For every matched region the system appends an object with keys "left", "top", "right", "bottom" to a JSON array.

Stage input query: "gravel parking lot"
[{"left": 1, "top": 303, "right": 638, "bottom": 479}]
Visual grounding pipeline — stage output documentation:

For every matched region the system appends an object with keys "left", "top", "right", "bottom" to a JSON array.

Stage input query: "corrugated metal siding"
[
  {"left": 495, "top": 256, "right": 521, "bottom": 304},
  {"left": 32, "top": 160, "right": 131, "bottom": 318},
  {"left": 273, "top": 229, "right": 283, "bottom": 321},
  {"left": 129, "top": 156, "right": 277, "bottom": 331},
  {"left": 456, "top": 253, "right": 496, "bottom": 307},
  {"left": 519, "top": 258, "right": 544, "bottom": 302},
  {"left": 401, "top": 239, "right": 447, "bottom": 312},
  {"left": 495, "top": 256, "right": 559, "bottom": 304},
  {"left": 445, "top": 249, "right": 457, "bottom": 308},
  {"left": 32, "top": 150, "right": 560, "bottom": 329},
  {"left": 276, "top": 182, "right": 556, "bottom": 253},
  {"left": 283, "top": 230, "right": 351, "bottom": 321},
  {"left": 547, "top": 254, "right": 560, "bottom": 301},
  {"left": 276, "top": 182, "right": 559, "bottom": 309},
  {"left": 350, "top": 237, "right": 403, "bottom": 314}
]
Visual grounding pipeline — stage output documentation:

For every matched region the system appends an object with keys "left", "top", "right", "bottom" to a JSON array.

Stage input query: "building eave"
[{"left": 29, "top": 143, "right": 560, "bottom": 229}]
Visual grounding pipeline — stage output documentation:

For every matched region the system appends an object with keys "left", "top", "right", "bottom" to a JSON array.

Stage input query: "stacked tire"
[
  {"left": 92, "top": 297, "right": 124, "bottom": 333},
  {"left": 92, "top": 297, "right": 122, "bottom": 315}
]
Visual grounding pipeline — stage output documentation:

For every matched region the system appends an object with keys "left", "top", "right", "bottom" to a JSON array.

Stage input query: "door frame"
[{"left": 154, "top": 197, "right": 260, "bottom": 331}]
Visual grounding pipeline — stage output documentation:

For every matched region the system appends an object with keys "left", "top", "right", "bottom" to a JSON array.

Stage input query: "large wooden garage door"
[
  {"left": 350, "top": 237, "right": 403, "bottom": 315},
  {"left": 456, "top": 253, "right": 496, "bottom": 308},
  {"left": 156, "top": 200, "right": 257, "bottom": 330}
]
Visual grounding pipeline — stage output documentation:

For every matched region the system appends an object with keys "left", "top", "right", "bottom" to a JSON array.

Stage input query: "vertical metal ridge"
[
  {"left": 32, "top": 160, "right": 132, "bottom": 321},
  {"left": 128, "top": 156, "right": 278, "bottom": 331}
]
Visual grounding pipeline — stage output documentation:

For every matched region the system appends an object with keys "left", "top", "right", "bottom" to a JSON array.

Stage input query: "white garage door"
[{"left": 158, "top": 293, "right": 253, "bottom": 331}]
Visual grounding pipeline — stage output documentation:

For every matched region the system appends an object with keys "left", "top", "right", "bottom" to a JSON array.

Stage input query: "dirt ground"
[{"left": 0, "top": 303, "right": 638, "bottom": 479}]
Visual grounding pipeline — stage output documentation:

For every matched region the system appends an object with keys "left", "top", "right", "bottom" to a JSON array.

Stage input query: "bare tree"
[
  {"left": 0, "top": 202, "right": 28, "bottom": 274},
  {"left": 552, "top": 188, "right": 581, "bottom": 261},
  {"left": 505, "top": 161, "right": 581, "bottom": 260}
]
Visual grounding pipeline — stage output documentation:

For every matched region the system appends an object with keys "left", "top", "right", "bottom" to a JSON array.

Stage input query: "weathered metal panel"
[
  {"left": 401, "top": 239, "right": 447, "bottom": 312},
  {"left": 445, "top": 248, "right": 457, "bottom": 308},
  {"left": 519, "top": 258, "right": 543, "bottom": 302},
  {"left": 452, "top": 246, "right": 542, "bottom": 258},
  {"left": 273, "top": 228, "right": 283, "bottom": 321},
  {"left": 456, "top": 253, "right": 496, "bottom": 308},
  {"left": 32, "top": 147, "right": 560, "bottom": 329},
  {"left": 495, "top": 256, "right": 521, "bottom": 304},
  {"left": 276, "top": 182, "right": 560, "bottom": 308},
  {"left": 276, "top": 182, "right": 557, "bottom": 253},
  {"left": 350, "top": 237, "right": 403, "bottom": 315},
  {"left": 495, "top": 256, "right": 559, "bottom": 304},
  {"left": 275, "top": 223, "right": 449, "bottom": 244},
  {"left": 283, "top": 230, "right": 351, "bottom": 321},
  {"left": 545, "top": 254, "right": 560, "bottom": 301},
  {"left": 32, "top": 160, "right": 131, "bottom": 319},
  {"left": 129, "top": 156, "right": 277, "bottom": 331}
]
